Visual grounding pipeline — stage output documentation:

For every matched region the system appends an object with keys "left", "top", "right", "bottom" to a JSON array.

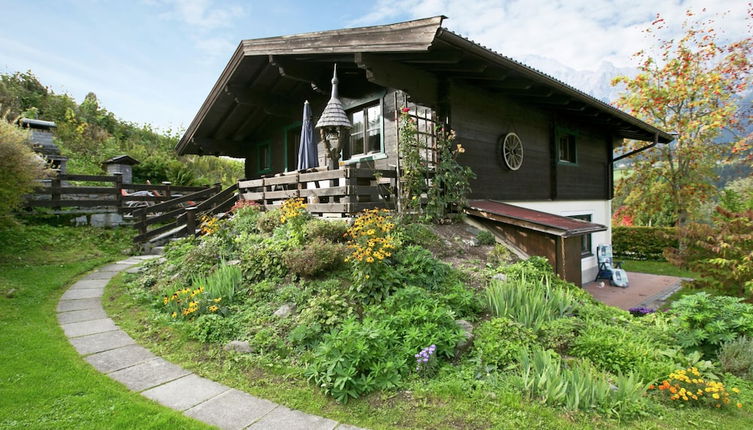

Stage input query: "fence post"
[
  {"left": 113, "top": 172, "right": 123, "bottom": 211},
  {"left": 185, "top": 207, "right": 198, "bottom": 237},
  {"left": 136, "top": 209, "right": 147, "bottom": 237},
  {"left": 162, "top": 181, "right": 172, "bottom": 200},
  {"left": 51, "top": 177, "right": 61, "bottom": 211}
]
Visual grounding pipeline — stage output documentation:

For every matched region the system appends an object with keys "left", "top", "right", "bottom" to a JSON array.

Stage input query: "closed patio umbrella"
[{"left": 297, "top": 100, "right": 318, "bottom": 170}]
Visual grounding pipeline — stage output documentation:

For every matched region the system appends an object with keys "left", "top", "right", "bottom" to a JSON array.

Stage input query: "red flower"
[{"left": 401, "top": 107, "right": 410, "bottom": 113}]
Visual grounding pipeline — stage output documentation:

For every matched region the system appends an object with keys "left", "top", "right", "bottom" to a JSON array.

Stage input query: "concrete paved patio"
[
  {"left": 57, "top": 256, "right": 364, "bottom": 430},
  {"left": 584, "top": 271, "right": 687, "bottom": 310}
]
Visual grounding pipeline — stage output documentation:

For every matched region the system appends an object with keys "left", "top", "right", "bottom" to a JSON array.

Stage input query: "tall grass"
[
  {"left": 191, "top": 263, "right": 242, "bottom": 302},
  {"left": 484, "top": 270, "right": 577, "bottom": 330},
  {"left": 519, "top": 348, "right": 646, "bottom": 415}
]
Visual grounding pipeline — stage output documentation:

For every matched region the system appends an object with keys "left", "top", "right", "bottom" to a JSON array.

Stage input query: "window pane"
[
  {"left": 351, "top": 111, "right": 364, "bottom": 134},
  {"left": 367, "top": 129, "right": 380, "bottom": 153},
  {"left": 366, "top": 105, "right": 381, "bottom": 131},
  {"left": 350, "top": 132, "right": 364, "bottom": 156}
]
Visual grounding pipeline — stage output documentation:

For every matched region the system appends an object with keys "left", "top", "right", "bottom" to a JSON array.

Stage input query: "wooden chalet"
[{"left": 177, "top": 16, "right": 673, "bottom": 285}]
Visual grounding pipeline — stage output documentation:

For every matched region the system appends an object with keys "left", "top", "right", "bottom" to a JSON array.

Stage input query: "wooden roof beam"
[
  {"left": 355, "top": 52, "right": 438, "bottom": 106},
  {"left": 224, "top": 84, "right": 299, "bottom": 118},
  {"left": 192, "top": 137, "right": 253, "bottom": 156}
]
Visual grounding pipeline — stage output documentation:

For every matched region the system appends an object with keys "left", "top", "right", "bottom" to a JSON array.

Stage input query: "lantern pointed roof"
[{"left": 315, "top": 64, "right": 351, "bottom": 129}]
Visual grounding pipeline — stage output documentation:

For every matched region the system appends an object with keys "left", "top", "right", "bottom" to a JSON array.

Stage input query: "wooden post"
[
  {"left": 162, "top": 181, "right": 172, "bottom": 200},
  {"left": 185, "top": 207, "right": 198, "bottom": 237},
  {"left": 113, "top": 172, "right": 123, "bottom": 211},
  {"left": 51, "top": 177, "right": 61, "bottom": 211},
  {"left": 136, "top": 209, "right": 147, "bottom": 237}
]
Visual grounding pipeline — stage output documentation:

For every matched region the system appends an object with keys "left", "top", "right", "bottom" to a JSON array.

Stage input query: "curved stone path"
[{"left": 57, "top": 256, "right": 363, "bottom": 430}]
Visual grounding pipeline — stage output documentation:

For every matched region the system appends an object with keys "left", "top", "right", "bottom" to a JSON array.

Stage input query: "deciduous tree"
[{"left": 613, "top": 8, "right": 753, "bottom": 227}]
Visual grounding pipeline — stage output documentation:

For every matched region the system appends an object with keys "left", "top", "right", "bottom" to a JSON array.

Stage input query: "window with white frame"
[{"left": 343, "top": 102, "right": 382, "bottom": 160}]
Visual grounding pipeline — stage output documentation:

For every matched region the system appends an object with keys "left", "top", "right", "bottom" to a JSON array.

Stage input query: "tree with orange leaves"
[{"left": 613, "top": 8, "right": 753, "bottom": 228}]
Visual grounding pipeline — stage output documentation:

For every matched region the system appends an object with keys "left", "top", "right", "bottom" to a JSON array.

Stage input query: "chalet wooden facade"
[{"left": 177, "top": 16, "right": 672, "bottom": 285}]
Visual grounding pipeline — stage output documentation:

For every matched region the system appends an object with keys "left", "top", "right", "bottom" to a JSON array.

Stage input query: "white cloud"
[
  {"left": 150, "top": 0, "right": 244, "bottom": 31},
  {"left": 354, "top": 0, "right": 751, "bottom": 71}
]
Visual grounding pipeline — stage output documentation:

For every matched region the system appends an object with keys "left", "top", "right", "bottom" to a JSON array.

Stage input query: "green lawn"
[
  {"left": 620, "top": 258, "right": 698, "bottom": 278},
  {"left": 0, "top": 224, "right": 212, "bottom": 430}
]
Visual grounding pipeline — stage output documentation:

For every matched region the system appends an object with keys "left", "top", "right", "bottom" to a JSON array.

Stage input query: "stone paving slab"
[
  {"left": 69, "top": 279, "right": 109, "bottom": 290},
  {"left": 108, "top": 357, "right": 191, "bottom": 392},
  {"left": 98, "top": 263, "right": 136, "bottom": 273},
  {"left": 247, "top": 406, "right": 338, "bottom": 430},
  {"left": 57, "top": 308, "right": 107, "bottom": 324},
  {"left": 85, "top": 344, "right": 157, "bottom": 374},
  {"left": 70, "top": 329, "right": 135, "bottom": 355},
  {"left": 61, "top": 318, "right": 119, "bottom": 338},
  {"left": 57, "top": 297, "right": 104, "bottom": 312},
  {"left": 335, "top": 425, "right": 367, "bottom": 430},
  {"left": 142, "top": 374, "right": 230, "bottom": 411},
  {"left": 60, "top": 288, "right": 103, "bottom": 300},
  {"left": 81, "top": 271, "right": 118, "bottom": 280},
  {"left": 185, "top": 389, "right": 278, "bottom": 430}
]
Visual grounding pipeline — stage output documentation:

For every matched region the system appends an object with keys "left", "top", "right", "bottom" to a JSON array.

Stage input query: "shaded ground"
[{"left": 584, "top": 272, "right": 686, "bottom": 310}]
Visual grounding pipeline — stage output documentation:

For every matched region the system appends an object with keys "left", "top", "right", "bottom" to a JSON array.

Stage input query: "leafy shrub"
[
  {"left": 650, "top": 367, "right": 743, "bottom": 409},
  {"left": 719, "top": 337, "right": 753, "bottom": 380},
  {"left": 484, "top": 271, "right": 578, "bottom": 330},
  {"left": 305, "top": 219, "right": 348, "bottom": 243},
  {"left": 393, "top": 245, "right": 452, "bottom": 291},
  {"left": 537, "top": 317, "right": 584, "bottom": 354},
  {"left": 306, "top": 318, "right": 403, "bottom": 403},
  {"left": 487, "top": 244, "right": 514, "bottom": 266},
  {"left": 161, "top": 285, "right": 225, "bottom": 319},
  {"left": 438, "top": 282, "right": 480, "bottom": 319},
  {"left": 474, "top": 317, "right": 536, "bottom": 368},
  {"left": 240, "top": 236, "right": 289, "bottom": 282},
  {"left": 373, "top": 287, "right": 464, "bottom": 359},
  {"left": 659, "top": 349, "right": 720, "bottom": 380},
  {"left": 519, "top": 347, "right": 647, "bottom": 415},
  {"left": 570, "top": 323, "right": 655, "bottom": 376},
  {"left": 282, "top": 239, "right": 348, "bottom": 278},
  {"left": 256, "top": 209, "right": 281, "bottom": 233},
  {"left": 396, "top": 221, "right": 441, "bottom": 249},
  {"left": 249, "top": 326, "right": 287, "bottom": 355},
  {"left": 292, "top": 284, "right": 356, "bottom": 347},
  {"left": 226, "top": 203, "right": 262, "bottom": 235},
  {"left": 475, "top": 230, "right": 496, "bottom": 246},
  {"left": 669, "top": 292, "right": 753, "bottom": 357},
  {"left": 612, "top": 226, "right": 677, "bottom": 260},
  {"left": 188, "top": 313, "right": 240, "bottom": 344},
  {"left": 0, "top": 117, "right": 50, "bottom": 224}
]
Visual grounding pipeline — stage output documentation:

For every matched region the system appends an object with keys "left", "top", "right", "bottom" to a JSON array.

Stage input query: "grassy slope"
[
  {"left": 0, "top": 225, "right": 211, "bottom": 430},
  {"left": 106, "top": 271, "right": 753, "bottom": 429}
]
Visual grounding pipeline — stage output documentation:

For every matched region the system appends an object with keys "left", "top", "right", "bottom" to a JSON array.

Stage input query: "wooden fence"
[
  {"left": 238, "top": 168, "right": 396, "bottom": 216},
  {"left": 26, "top": 173, "right": 211, "bottom": 212}
]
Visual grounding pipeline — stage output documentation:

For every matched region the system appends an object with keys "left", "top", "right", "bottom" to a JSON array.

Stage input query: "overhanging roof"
[
  {"left": 465, "top": 200, "right": 607, "bottom": 238},
  {"left": 177, "top": 16, "right": 673, "bottom": 157}
]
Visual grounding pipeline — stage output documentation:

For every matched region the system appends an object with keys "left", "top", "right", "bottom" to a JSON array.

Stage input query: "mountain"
[{"left": 518, "top": 55, "right": 637, "bottom": 103}]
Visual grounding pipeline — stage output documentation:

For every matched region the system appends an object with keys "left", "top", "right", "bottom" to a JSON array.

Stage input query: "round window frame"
[{"left": 498, "top": 132, "right": 524, "bottom": 171}]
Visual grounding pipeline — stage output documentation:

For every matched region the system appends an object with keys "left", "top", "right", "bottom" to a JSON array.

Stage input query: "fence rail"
[{"left": 238, "top": 168, "right": 396, "bottom": 216}]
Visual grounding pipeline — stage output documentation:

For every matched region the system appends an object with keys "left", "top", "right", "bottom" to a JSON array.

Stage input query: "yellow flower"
[
  {"left": 209, "top": 305, "right": 219, "bottom": 312},
  {"left": 713, "top": 393, "right": 720, "bottom": 399},
  {"left": 171, "top": 312, "right": 177, "bottom": 318},
  {"left": 737, "top": 403, "right": 743, "bottom": 408},
  {"left": 732, "top": 388, "right": 741, "bottom": 393}
]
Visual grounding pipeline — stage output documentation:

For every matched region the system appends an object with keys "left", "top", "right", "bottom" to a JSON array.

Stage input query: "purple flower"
[{"left": 628, "top": 306, "right": 655, "bottom": 316}]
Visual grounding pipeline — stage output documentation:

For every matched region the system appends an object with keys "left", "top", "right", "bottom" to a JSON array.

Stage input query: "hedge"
[{"left": 612, "top": 226, "right": 677, "bottom": 260}]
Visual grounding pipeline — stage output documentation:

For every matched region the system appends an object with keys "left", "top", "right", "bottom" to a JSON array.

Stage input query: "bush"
[
  {"left": 487, "top": 244, "right": 514, "bottom": 266},
  {"left": 191, "top": 263, "right": 242, "bottom": 302},
  {"left": 719, "top": 337, "right": 753, "bottom": 380},
  {"left": 570, "top": 323, "right": 655, "bottom": 376},
  {"left": 396, "top": 221, "right": 441, "bottom": 249},
  {"left": 305, "top": 318, "right": 403, "bottom": 403},
  {"left": 537, "top": 317, "right": 584, "bottom": 354},
  {"left": 282, "top": 240, "right": 348, "bottom": 278},
  {"left": 188, "top": 313, "right": 240, "bottom": 344},
  {"left": 257, "top": 209, "right": 281, "bottom": 233},
  {"left": 240, "top": 236, "right": 289, "bottom": 282},
  {"left": 649, "top": 367, "right": 744, "bottom": 409},
  {"left": 669, "top": 292, "right": 753, "bottom": 357},
  {"left": 612, "top": 226, "right": 677, "bottom": 260},
  {"left": 345, "top": 209, "right": 399, "bottom": 303},
  {"left": 393, "top": 245, "right": 453, "bottom": 291},
  {"left": 475, "top": 230, "right": 496, "bottom": 246},
  {"left": 292, "top": 284, "right": 355, "bottom": 347},
  {"left": 474, "top": 317, "right": 536, "bottom": 368},
  {"left": 0, "top": 117, "right": 49, "bottom": 224},
  {"left": 305, "top": 219, "right": 348, "bottom": 243}
]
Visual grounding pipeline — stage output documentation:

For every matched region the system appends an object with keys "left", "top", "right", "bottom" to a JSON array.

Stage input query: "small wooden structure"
[
  {"left": 102, "top": 155, "right": 140, "bottom": 184},
  {"left": 19, "top": 118, "right": 68, "bottom": 172}
]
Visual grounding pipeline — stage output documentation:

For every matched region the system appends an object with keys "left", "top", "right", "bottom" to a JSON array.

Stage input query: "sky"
[{"left": 0, "top": 0, "right": 749, "bottom": 132}]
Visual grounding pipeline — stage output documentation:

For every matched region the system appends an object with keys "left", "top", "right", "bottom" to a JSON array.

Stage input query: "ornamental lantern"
[{"left": 315, "top": 64, "right": 351, "bottom": 169}]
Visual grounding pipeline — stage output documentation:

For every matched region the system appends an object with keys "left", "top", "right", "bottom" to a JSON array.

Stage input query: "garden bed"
[{"left": 107, "top": 202, "right": 753, "bottom": 429}]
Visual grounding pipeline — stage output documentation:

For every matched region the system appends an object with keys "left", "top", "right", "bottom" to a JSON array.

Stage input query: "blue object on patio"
[
  {"left": 297, "top": 100, "right": 318, "bottom": 170},
  {"left": 595, "top": 244, "right": 629, "bottom": 288}
]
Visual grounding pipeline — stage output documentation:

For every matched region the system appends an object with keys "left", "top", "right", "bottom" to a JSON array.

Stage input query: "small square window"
[
  {"left": 257, "top": 142, "right": 272, "bottom": 174},
  {"left": 344, "top": 102, "right": 382, "bottom": 160},
  {"left": 569, "top": 214, "right": 593, "bottom": 257},
  {"left": 559, "top": 134, "right": 576, "bottom": 163}
]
